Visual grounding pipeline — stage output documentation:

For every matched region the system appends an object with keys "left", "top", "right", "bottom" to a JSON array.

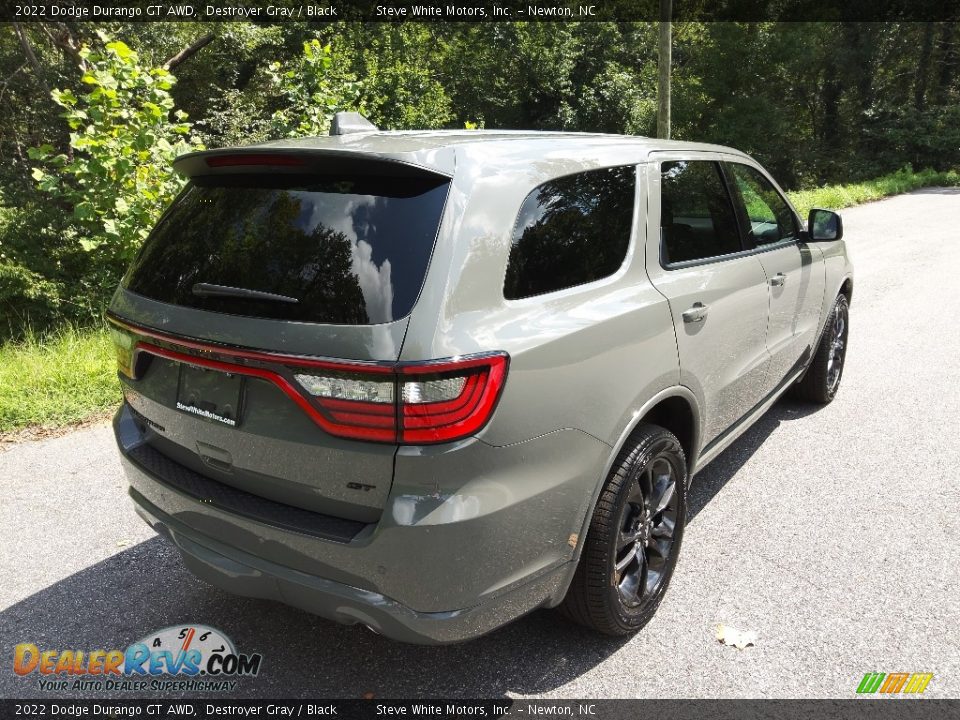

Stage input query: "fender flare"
[
  {"left": 548, "top": 384, "right": 701, "bottom": 606},
  {"left": 798, "top": 272, "right": 854, "bottom": 382}
]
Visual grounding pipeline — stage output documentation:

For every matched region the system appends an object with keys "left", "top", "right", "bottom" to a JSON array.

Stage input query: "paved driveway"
[{"left": 2, "top": 189, "right": 958, "bottom": 699}]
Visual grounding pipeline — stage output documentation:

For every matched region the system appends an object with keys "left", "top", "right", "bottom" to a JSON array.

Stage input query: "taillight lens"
[
  {"left": 294, "top": 371, "right": 397, "bottom": 442},
  {"left": 109, "top": 316, "right": 508, "bottom": 446},
  {"left": 293, "top": 353, "right": 508, "bottom": 444},
  {"left": 399, "top": 355, "right": 508, "bottom": 444},
  {"left": 109, "top": 325, "right": 137, "bottom": 378},
  {"left": 294, "top": 373, "right": 395, "bottom": 403}
]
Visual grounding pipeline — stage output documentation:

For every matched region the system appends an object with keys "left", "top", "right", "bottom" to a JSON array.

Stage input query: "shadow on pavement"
[
  {"left": 909, "top": 186, "right": 960, "bottom": 195},
  {"left": 0, "top": 400, "right": 827, "bottom": 699},
  {"left": 688, "top": 399, "right": 822, "bottom": 521},
  {"left": 0, "top": 531, "right": 630, "bottom": 699}
]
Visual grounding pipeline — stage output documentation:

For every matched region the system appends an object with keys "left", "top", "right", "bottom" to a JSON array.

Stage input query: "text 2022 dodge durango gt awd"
[{"left": 108, "top": 118, "right": 852, "bottom": 643}]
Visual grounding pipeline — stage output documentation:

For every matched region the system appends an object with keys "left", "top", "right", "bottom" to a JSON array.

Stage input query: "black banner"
[
  {"left": 3, "top": 0, "right": 960, "bottom": 23},
  {"left": 1, "top": 699, "right": 957, "bottom": 720}
]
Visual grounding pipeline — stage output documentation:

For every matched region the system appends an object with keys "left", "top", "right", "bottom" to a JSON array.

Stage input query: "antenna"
[{"left": 330, "top": 112, "right": 379, "bottom": 136}]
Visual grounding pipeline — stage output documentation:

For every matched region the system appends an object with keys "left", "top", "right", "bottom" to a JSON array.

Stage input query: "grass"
[
  {"left": 0, "top": 165, "right": 957, "bottom": 435},
  {"left": 0, "top": 324, "right": 120, "bottom": 433},
  {"left": 786, "top": 166, "right": 960, "bottom": 217}
]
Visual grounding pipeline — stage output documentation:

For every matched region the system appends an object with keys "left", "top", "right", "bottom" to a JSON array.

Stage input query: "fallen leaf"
[
  {"left": 715, "top": 623, "right": 757, "bottom": 650},
  {"left": 116, "top": 540, "right": 128, "bottom": 548}
]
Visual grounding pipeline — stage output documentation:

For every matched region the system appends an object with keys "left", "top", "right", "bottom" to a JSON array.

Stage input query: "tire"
[
  {"left": 792, "top": 294, "right": 849, "bottom": 404},
  {"left": 559, "top": 424, "right": 688, "bottom": 636}
]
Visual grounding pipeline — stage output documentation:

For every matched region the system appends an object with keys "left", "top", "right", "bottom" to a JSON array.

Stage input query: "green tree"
[
  {"left": 320, "top": 24, "right": 452, "bottom": 130},
  {"left": 266, "top": 39, "right": 364, "bottom": 137},
  {"left": 28, "top": 32, "right": 201, "bottom": 263}
]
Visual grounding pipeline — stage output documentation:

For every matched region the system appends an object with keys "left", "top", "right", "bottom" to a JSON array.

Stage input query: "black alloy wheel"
[
  {"left": 614, "top": 453, "right": 680, "bottom": 608},
  {"left": 559, "top": 424, "right": 688, "bottom": 635},
  {"left": 792, "top": 293, "right": 850, "bottom": 404}
]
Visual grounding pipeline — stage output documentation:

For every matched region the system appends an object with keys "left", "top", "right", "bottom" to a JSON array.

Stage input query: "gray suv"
[{"left": 109, "top": 120, "right": 853, "bottom": 643}]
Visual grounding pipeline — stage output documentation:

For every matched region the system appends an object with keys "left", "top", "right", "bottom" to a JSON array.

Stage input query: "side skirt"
[{"left": 692, "top": 352, "right": 809, "bottom": 475}]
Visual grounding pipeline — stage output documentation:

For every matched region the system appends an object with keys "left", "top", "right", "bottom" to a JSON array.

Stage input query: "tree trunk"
[
  {"left": 914, "top": 23, "right": 935, "bottom": 111},
  {"left": 934, "top": 22, "right": 958, "bottom": 106},
  {"left": 657, "top": 0, "right": 672, "bottom": 140},
  {"left": 821, "top": 56, "right": 842, "bottom": 151},
  {"left": 12, "top": 23, "right": 51, "bottom": 96}
]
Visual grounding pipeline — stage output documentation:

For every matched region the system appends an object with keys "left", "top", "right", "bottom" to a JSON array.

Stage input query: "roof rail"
[{"left": 330, "top": 112, "right": 379, "bottom": 136}]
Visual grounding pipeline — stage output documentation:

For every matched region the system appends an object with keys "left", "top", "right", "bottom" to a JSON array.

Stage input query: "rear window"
[{"left": 123, "top": 173, "right": 449, "bottom": 325}]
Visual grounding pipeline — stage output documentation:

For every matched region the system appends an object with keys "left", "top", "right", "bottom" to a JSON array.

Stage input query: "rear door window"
[
  {"left": 123, "top": 174, "right": 449, "bottom": 325},
  {"left": 503, "top": 166, "right": 635, "bottom": 300},
  {"left": 660, "top": 161, "right": 742, "bottom": 265}
]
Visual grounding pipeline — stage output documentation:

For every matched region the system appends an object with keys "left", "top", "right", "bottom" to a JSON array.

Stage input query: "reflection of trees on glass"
[
  {"left": 504, "top": 166, "right": 635, "bottom": 300},
  {"left": 811, "top": 210, "right": 839, "bottom": 240},
  {"left": 128, "top": 186, "right": 366, "bottom": 323},
  {"left": 660, "top": 161, "right": 741, "bottom": 264},
  {"left": 125, "top": 174, "right": 448, "bottom": 325},
  {"left": 728, "top": 163, "right": 797, "bottom": 244}
]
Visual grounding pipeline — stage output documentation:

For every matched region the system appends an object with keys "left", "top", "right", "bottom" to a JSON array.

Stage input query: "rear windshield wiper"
[{"left": 191, "top": 283, "right": 299, "bottom": 304}]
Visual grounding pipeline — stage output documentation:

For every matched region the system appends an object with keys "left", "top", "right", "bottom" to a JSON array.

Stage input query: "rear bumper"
[
  {"left": 130, "top": 486, "right": 568, "bottom": 644},
  {"left": 114, "top": 405, "right": 610, "bottom": 643}
]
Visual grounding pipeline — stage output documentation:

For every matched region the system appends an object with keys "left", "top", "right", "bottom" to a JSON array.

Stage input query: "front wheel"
[
  {"left": 559, "top": 424, "right": 687, "bottom": 636},
  {"left": 792, "top": 293, "right": 849, "bottom": 404}
]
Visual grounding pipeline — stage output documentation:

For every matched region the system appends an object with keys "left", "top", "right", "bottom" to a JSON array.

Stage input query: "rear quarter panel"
[{"left": 400, "top": 147, "right": 680, "bottom": 449}]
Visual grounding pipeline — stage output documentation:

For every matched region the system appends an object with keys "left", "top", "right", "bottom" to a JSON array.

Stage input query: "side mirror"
[{"left": 808, "top": 208, "right": 843, "bottom": 242}]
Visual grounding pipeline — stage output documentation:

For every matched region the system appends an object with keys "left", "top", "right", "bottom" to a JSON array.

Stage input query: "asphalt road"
[{"left": 2, "top": 188, "right": 959, "bottom": 700}]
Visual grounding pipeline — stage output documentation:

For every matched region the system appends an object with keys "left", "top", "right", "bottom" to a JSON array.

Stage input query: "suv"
[{"left": 109, "top": 118, "right": 853, "bottom": 643}]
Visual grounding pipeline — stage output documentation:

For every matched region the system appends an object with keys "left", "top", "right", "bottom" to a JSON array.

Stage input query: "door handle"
[
  {"left": 682, "top": 302, "right": 709, "bottom": 323},
  {"left": 770, "top": 272, "right": 786, "bottom": 287}
]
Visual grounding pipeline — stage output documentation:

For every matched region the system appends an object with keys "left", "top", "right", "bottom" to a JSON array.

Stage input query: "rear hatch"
[{"left": 109, "top": 150, "right": 451, "bottom": 523}]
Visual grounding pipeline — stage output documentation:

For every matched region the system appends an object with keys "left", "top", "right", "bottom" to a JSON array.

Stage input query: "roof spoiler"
[
  {"left": 330, "top": 112, "right": 378, "bottom": 136},
  {"left": 172, "top": 148, "right": 453, "bottom": 179}
]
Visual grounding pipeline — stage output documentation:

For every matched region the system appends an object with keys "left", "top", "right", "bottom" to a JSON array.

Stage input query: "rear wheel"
[
  {"left": 792, "top": 294, "right": 849, "bottom": 404},
  {"left": 559, "top": 424, "right": 687, "bottom": 635}
]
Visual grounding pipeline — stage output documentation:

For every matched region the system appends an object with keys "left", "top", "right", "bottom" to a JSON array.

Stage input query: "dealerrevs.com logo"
[{"left": 13, "top": 625, "right": 262, "bottom": 693}]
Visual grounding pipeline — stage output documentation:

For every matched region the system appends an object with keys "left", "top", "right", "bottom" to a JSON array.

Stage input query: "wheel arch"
[
  {"left": 839, "top": 274, "right": 853, "bottom": 304},
  {"left": 605, "top": 385, "right": 701, "bottom": 479},
  {"left": 549, "top": 386, "right": 701, "bottom": 607},
  {"left": 812, "top": 273, "right": 854, "bottom": 360}
]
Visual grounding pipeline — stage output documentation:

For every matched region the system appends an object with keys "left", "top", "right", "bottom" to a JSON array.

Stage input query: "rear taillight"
[
  {"left": 399, "top": 355, "right": 508, "bottom": 444},
  {"left": 109, "top": 325, "right": 137, "bottom": 378},
  {"left": 293, "top": 370, "right": 397, "bottom": 443},
  {"left": 293, "top": 353, "right": 509, "bottom": 444},
  {"left": 108, "top": 316, "right": 508, "bottom": 446}
]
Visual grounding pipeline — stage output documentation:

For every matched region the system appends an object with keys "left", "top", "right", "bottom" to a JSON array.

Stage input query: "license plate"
[{"left": 176, "top": 363, "right": 244, "bottom": 427}]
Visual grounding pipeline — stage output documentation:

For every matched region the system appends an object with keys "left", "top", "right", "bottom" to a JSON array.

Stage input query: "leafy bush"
[
  {"left": 861, "top": 106, "right": 960, "bottom": 175},
  {"left": 28, "top": 33, "right": 202, "bottom": 264},
  {"left": 786, "top": 166, "right": 960, "bottom": 217},
  {"left": 267, "top": 40, "right": 363, "bottom": 138},
  {"left": 0, "top": 200, "right": 97, "bottom": 340},
  {"left": 331, "top": 25, "right": 453, "bottom": 130}
]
